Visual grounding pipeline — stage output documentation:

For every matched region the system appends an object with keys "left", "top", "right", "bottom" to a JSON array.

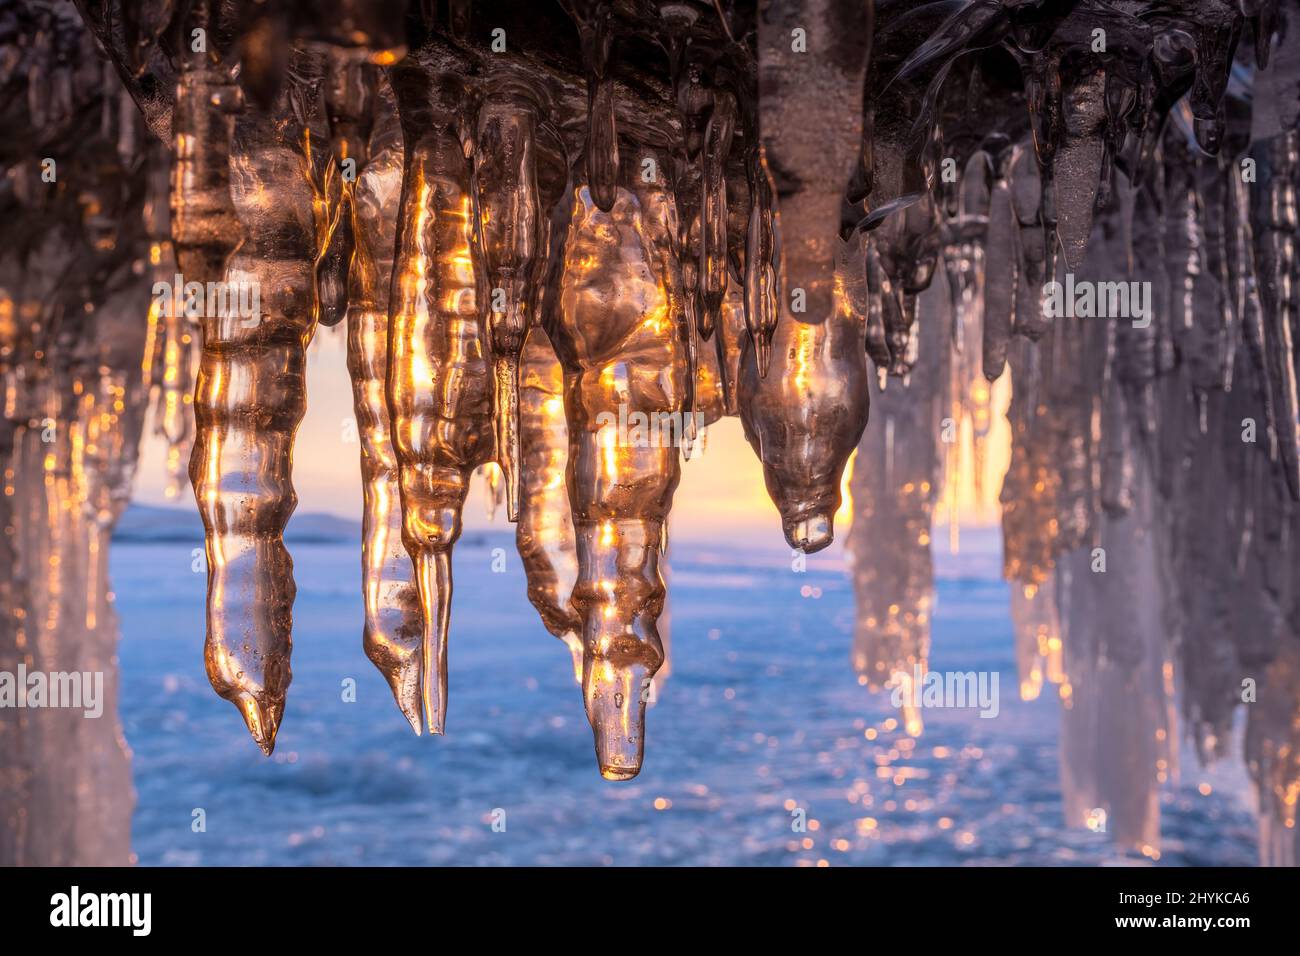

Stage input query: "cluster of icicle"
[
  {"left": 59, "top": 0, "right": 871, "bottom": 782},
  {"left": 0, "top": 2, "right": 150, "bottom": 863},
  {"left": 5, "top": 0, "right": 1300, "bottom": 860},
  {"left": 843, "top": 0, "right": 1300, "bottom": 864}
]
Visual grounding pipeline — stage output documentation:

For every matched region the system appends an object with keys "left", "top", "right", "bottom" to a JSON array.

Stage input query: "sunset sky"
[
  {"left": 133, "top": 323, "right": 1010, "bottom": 542},
  {"left": 133, "top": 328, "right": 782, "bottom": 539}
]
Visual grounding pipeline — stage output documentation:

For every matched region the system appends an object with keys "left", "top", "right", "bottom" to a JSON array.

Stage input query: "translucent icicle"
[
  {"left": 315, "top": 53, "right": 376, "bottom": 329},
  {"left": 1010, "top": 572, "right": 1063, "bottom": 702},
  {"left": 387, "top": 67, "right": 494, "bottom": 735},
  {"left": 169, "top": 6, "right": 243, "bottom": 287},
  {"left": 1250, "top": 132, "right": 1300, "bottom": 500},
  {"left": 190, "top": 96, "right": 320, "bottom": 755},
  {"left": 344, "top": 77, "right": 423, "bottom": 732},
  {"left": 1009, "top": 144, "right": 1050, "bottom": 341},
  {"left": 566, "top": 1, "right": 619, "bottom": 212},
  {"left": 755, "top": 0, "right": 871, "bottom": 375},
  {"left": 740, "top": 234, "right": 870, "bottom": 553},
  {"left": 743, "top": 146, "right": 779, "bottom": 376},
  {"left": 873, "top": 196, "right": 940, "bottom": 376},
  {"left": 699, "top": 91, "right": 735, "bottom": 340},
  {"left": 552, "top": 156, "right": 684, "bottom": 780},
  {"left": 474, "top": 71, "right": 548, "bottom": 523},
  {"left": 863, "top": 234, "right": 894, "bottom": 374},
  {"left": 516, "top": 326, "right": 582, "bottom": 683},
  {"left": 847, "top": 278, "right": 944, "bottom": 735},
  {"left": 981, "top": 145, "right": 1017, "bottom": 382},
  {"left": 155, "top": 304, "right": 196, "bottom": 500}
]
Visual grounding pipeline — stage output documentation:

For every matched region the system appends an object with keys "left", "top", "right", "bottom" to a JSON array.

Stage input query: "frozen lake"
[{"left": 110, "top": 519, "right": 1259, "bottom": 866}]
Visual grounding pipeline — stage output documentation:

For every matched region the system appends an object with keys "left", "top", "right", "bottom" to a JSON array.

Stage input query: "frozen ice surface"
[{"left": 112, "top": 520, "right": 1257, "bottom": 866}]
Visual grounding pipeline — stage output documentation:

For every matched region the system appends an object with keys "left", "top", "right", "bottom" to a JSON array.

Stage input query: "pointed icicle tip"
[
  {"left": 384, "top": 660, "right": 425, "bottom": 736},
  {"left": 232, "top": 691, "right": 283, "bottom": 756}
]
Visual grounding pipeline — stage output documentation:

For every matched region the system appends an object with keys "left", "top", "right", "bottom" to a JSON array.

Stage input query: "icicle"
[
  {"left": 754, "top": 0, "right": 871, "bottom": 377},
  {"left": 1181, "top": 157, "right": 1231, "bottom": 403},
  {"left": 740, "top": 237, "right": 871, "bottom": 553},
  {"left": 315, "top": 53, "right": 376, "bottom": 329},
  {"left": 1010, "top": 572, "right": 1064, "bottom": 702},
  {"left": 847, "top": 277, "right": 944, "bottom": 735},
  {"left": 1247, "top": 639, "right": 1300, "bottom": 865},
  {"left": 939, "top": 148, "right": 995, "bottom": 531},
  {"left": 713, "top": 272, "right": 747, "bottom": 417},
  {"left": 148, "top": 129, "right": 194, "bottom": 499},
  {"left": 1057, "top": 455, "right": 1177, "bottom": 852},
  {"left": 1163, "top": 136, "right": 1201, "bottom": 341},
  {"left": 155, "top": 304, "right": 196, "bottom": 500},
  {"left": 873, "top": 195, "right": 940, "bottom": 377},
  {"left": 743, "top": 144, "right": 779, "bottom": 375},
  {"left": 1054, "top": 68, "right": 1106, "bottom": 273},
  {"left": 566, "top": 1, "right": 619, "bottom": 212},
  {"left": 474, "top": 70, "right": 547, "bottom": 523},
  {"left": 551, "top": 152, "right": 684, "bottom": 780},
  {"left": 674, "top": 205, "right": 702, "bottom": 456},
  {"left": 169, "top": 1, "right": 243, "bottom": 288},
  {"left": 387, "top": 66, "right": 495, "bottom": 735},
  {"left": 516, "top": 326, "right": 582, "bottom": 683},
  {"left": 1227, "top": 165, "right": 1274, "bottom": 436},
  {"left": 699, "top": 91, "right": 736, "bottom": 340},
  {"left": 1099, "top": 369, "right": 1134, "bottom": 516},
  {"left": 1204, "top": 161, "right": 1236, "bottom": 392},
  {"left": 1000, "top": 337, "right": 1058, "bottom": 590},
  {"left": 862, "top": 235, "right": 894, "bottom": 375},
  {"left": 693, "top": 280, "right": 730, "bottom": 429},
  {"left": 664, "top": 33, "right": 708, "bottom": 445},
  {"left": 944, "top": 149, "right": 991, "bottom": 351},
  {"left": 1187, "top": 11, "right": 1242, "bottom": 155},
  {"left": 1024, "top": 53, "right": 1062, "bottom": 286},
  {"left": 1250, "top": 132, "right": 1300, "bottom": 500},
  {"left": 189, "top": 76, "right": 321, "bottom": 754},
  {"left": 341, "top": 76, "right": 425, "bottom": 732},
  {"left": 981, "top": 143, "right": 1017, "bottom": 382}
]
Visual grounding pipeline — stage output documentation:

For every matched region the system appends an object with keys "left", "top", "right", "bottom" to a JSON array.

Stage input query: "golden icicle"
[
  {"left": 552, "top": 149, "right": 686, "bottom": 780},
  {"left": 190, "top": 74, "right": 321, "bottom": 755},
  {"left": 169, "top": 2, "right": 243, "bottom": 287},
  {"left": 344, "top": 76, "right": 424, "bottom": 731},
  {"left": 473, "top": 69, "right": 548, "bottom": 522},
  {"left": 516, "top": 325, "right": 582, "bottom": 682},
  {"left": 387, "top": 66, "right": 494, "bottom": 735}
]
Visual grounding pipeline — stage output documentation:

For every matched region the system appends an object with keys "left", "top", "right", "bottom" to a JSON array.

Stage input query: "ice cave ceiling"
[{"left": 2, "top": 0, "right": 1300, "bottom": 864}]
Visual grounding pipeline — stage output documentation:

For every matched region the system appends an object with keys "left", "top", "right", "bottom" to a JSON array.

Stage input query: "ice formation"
[{"left": 3, "top": 0, "right": 1300, "bottom": 864}]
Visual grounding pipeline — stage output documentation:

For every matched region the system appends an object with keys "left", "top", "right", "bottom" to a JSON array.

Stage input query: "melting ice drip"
[{"left": 2, "top": 0, "right": 1300, "bottom": 864}]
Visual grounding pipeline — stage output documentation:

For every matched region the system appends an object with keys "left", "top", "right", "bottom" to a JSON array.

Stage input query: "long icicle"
[
  {"left": 190, "top": 66, "right": 319, "bottom": 755},
  {"left": 552, "top": 146, "right": 685, "bottom": 779},
  {"left": 387, "top": 66, "right": 494, "bottom": 735},
  {"left": 473, "top": 69, "right": 547, "bottom": 523},
  {"left": 516, "top": 325, "right": 582, "bottom": 682},
  {"left": 345, "top": 76, "right": 424, "bottom": 731}
]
